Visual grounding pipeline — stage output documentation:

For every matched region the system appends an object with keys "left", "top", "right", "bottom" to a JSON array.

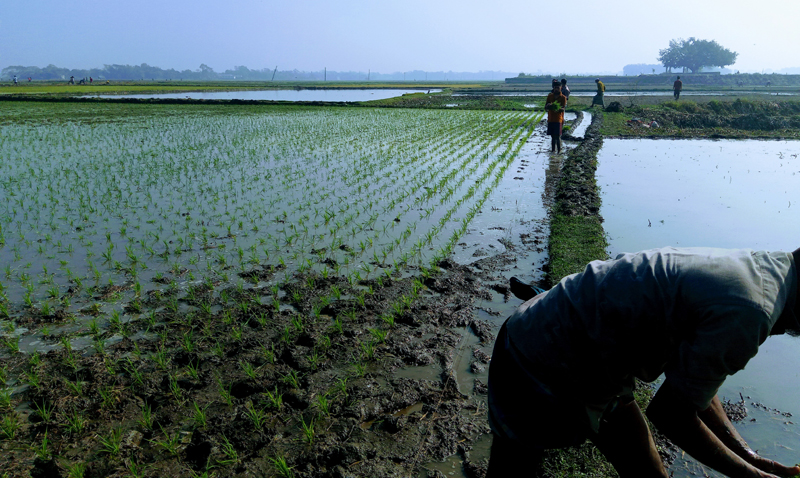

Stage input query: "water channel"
[
  {"left": 83, "top": 88, "right": 440, "bottom": 101},
  {"left": 598, "top": 138, "right": 800, "bottom": 476}
]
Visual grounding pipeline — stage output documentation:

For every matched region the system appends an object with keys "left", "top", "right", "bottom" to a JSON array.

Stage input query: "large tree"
[{"left": 658, "top": 38, "right": 738, "bottom": 73}]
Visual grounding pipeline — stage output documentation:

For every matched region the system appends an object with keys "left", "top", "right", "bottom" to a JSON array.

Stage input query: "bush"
[{"left": 605, "top": 101, "right": 624, "bottom": 112}]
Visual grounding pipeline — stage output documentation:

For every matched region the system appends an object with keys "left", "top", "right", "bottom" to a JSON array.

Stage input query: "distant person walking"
[
  {"left": 592, "top": 78, "right": 605, "bottom": 108},
  {"left": 673, "top": 76, "right": 683, "bottom": 100},
  {"left": 560, "top": 78, "right": 570, "bottom": 99},
  {"left": 545, "top": 80, "right": 568, "bottom": 154},
  {"left": 69, "top": 76, "right": 75, "bottom": 85},
  {"left": 13, "top": 75, "right": 18, "bottom": 85}
]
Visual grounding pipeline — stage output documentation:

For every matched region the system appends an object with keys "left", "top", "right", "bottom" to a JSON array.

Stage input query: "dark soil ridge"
[{"left": 552, "top": 112, "right": 604, "bottom": 219}]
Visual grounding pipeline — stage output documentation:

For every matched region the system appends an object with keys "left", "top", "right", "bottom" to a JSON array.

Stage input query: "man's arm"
[{"left": 647, "top": 380, "right": 800, "bottom": 478}]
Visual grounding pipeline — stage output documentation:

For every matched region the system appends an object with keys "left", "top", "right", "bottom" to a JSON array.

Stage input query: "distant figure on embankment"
[
  {"left": 673, "top": 76, "right": 683, "bottom": 100},
  {"left": 545, "top": 80, "right": 567, "bottom": 154},
  {"left": 592, "top": 78, "right": 605, "bottom": 108}
]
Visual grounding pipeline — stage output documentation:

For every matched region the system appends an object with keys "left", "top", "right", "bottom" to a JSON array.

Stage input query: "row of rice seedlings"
[{"left": 0, "top": 108, "right": 538, "bottom": 332}]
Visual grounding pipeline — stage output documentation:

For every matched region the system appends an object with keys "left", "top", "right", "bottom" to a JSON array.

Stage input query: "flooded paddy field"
[
  {"left": 598, "top": 138, "right": 800, "bottom": 477},
  {"left": 83, "top": 89, "right": 442, "bottom": 102},
  {"left": 0, "top": 101, "right": 556, "bottom": 477}
]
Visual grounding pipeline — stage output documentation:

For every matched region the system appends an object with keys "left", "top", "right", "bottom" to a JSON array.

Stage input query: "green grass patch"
[{"left": 547, "top": 215, "right": 608, "bottom": 285}]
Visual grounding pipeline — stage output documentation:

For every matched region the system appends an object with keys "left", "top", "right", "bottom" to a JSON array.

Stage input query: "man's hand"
[{"left": 648, "top": 381, "right": 800, "bottom": 478}]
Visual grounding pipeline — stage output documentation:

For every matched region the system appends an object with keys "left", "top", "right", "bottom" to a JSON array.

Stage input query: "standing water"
[{"left": 598, "top": 138, "right": 800, "bottom": 476}]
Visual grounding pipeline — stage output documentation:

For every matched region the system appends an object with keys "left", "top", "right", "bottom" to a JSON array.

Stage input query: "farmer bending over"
[
  {"left": 545, "top": 80, "right": 567, "bottom": 154},
  {"left": 488, "top": 246, "right": 800, "bottom": 478}
]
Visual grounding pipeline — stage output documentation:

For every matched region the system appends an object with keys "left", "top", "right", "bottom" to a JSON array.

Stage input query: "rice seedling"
[
  {"left": 34, "top": 430, "right": 50, "bottom": 459},
  {"left": 0, "top": 412, "right": 20, "bottom": 439},
  {"left": 33, "top": 401, "right": 55, "bottom": 423},
  {"left": 282, "top": 370, "right": 301, "bottom": 389},
  {"left": 217, "top": 435, "right": 239, "bottom": 465},
  {"left": 239, "top": 360, "right": 258, "bottom": 381},
  {"left": 64, "top": 408, "right": 86, "bottom": 435},
  {"left": 138, "top": 403, "right": 155, "bottom": 430},
  {"left": 269, "top": 455, "right": 295, "bottom": 478},
  {"left": 0, "top": 390, "right": 11, "bottom": 410},
  {"left": 65, "top": 462, "right": 87, "bottom": 478},
  {"left": 299, "top": 416, "right": 316, "bottom": 445},
  {"left": 97, "top": 426, "right": 123, "bottom": 456},
  {"left": 150, "top": 425, "right": 181, "bottom": 456},
  {"left": 244, "top": 402, "right": 267, "bottom": 429},
  {"left": 192, "top": 401, "right": 209, "bottom": 429}
]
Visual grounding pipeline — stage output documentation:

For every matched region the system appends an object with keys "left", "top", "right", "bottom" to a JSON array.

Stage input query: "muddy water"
[
  {"left": 415, "top": 117, "right": 582, "bottom": 475},
  {"left": 84, "top": 89, "right": 440, "bottom": 101},
  {"left": 598, "top": 138, "right": 800, "bottom": 476}
]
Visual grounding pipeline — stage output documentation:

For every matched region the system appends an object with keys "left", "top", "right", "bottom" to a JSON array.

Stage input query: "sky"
[{"left": 4, "top": 0, "right": 799, "bottom": 75}]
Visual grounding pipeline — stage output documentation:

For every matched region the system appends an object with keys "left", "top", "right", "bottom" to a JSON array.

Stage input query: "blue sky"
[{"left": 4, "top": 0, "right": 799, "bottom": 74}]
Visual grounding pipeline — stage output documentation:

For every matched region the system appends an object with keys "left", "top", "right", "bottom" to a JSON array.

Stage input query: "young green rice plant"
[
  {"left": 330, "top": 317, "right": 343, "bottom": 335},
  {"left": 269, "top": 455, "right": 295, "bottom": 478},
  {"left": 217, "top": 377, "right": 234, "bottom": 407},
  {"left": 244, "top": 402, "right": 267, "bottom": 430},
  {"left": 265, "top": 386, "right": 283, "bottom": 410},
  {"left": 168, "top": 373, "right": 183, "bottom": 402},
  {"left": 98, "top": 386, "right": 118, "bottom": 410},
  {"left": 64, "top": 378, "right": 84, "bottom": 397},
  {"left": 34, "top": 429, "right": 50, "bottom": 459},
  {"left": 239, "top": 360, "right": 258, "bottom": 381},
  {"left": 64, "top": 408, "right": 86, "bottom": 435},
  {"left": 33, "top": 400, "right": 55, "bottom": 423},
  {"left": 192, "top": 401, "right": 209, "bottom": 429},
  {"left": 368, "top": 328, "right": 388, "bottom": 343},
  {"left": 291, "top": 315, "right": 304, "bottom": 333},
  {"left": 127, "top": 460, "right": 147, "bottom": 478},
  {"left": 151, "top": 347, "right": 169, "bottom": 370},
  {"left": 185, "top": 361, "right": 200, "bottom": 381},
  {"left": 315, "top": 394, "right": 330, "bottom": 417},
  {"left": 150, "top": 425, "right": 181, "bottom": 456},
  {"left": 126, "top": 358, "right": 145, "bottom": 387},
  {"left": 282, "top": 370, "right": 300, "bottom": 389},
  {"left": 261, "top": 343, "right": 275, "bottom": 364},
  {"left": 360, "top": 340, "right": 376, "bottom": 360},
  {"left": 0, "top": 412, "right": 20, "bottom": 439},
  {"left": 137, "top": 402, "right": 154, "bottom": 431},
  {"left": 24, "top": 369, "right": 41, "bottom": 392},
  {"left": 299, "top": 416, "right": 315, "bottom": 445},
  {"left": 381, "top": 313, "right": 396, "bottom": 328},
  {"left": 65, "top": 462, "right": 87, "bottom": 478},
  {"left": 0, "top": 389, "right": 11, "bottom": 411},
  {"left": 230, "top": 326, "right": 243, "bottom": 342},
  {"left": 217, "top": 435, "right": 239, "bottom": 466},
  {"left": 352, "top": 361, "right": 367, "bottom": 377},
  {"left": 182, "top": 330, "right": 195, "bottom": 353},
  {"left": 97, "top": 426, "right": 123, "bottom": 456},
  {"left": 3, "top": 335, "right": 20, "bottom": 354}
]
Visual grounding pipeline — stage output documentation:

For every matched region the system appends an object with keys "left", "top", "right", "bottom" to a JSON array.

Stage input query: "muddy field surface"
[{"left": 0, "top": 242, "right": 555, "bottom": 478}]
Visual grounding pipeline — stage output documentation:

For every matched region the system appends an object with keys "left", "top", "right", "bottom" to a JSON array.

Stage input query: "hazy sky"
[{"left": 4, "top": 0, "right": 799, "bottom": 74}]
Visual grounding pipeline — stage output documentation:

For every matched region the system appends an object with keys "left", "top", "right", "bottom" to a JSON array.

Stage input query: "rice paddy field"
[{"left": 0, "top": 101, "right": 543, "bottom": 478}]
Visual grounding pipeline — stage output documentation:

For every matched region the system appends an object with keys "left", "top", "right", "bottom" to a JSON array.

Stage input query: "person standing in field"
[
  {"left": 545, "top": 80, "right": 567, "bottom": 154},
  {"left": 487, "top": 246, "right": 800, "bottom": 478},
  {"left": 560, "top": 78, "right": 570, "bottom": 99},
  {"left": 592, "top": 78, "right": 605, "bottom": 108},
  {"left": 673, "top": 76, "right": 683, "bottom": 100}
]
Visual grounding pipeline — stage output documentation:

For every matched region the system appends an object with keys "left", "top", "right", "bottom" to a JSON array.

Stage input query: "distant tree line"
[{"left": 0, "top": 64, "right": 517, "bottom": 82}]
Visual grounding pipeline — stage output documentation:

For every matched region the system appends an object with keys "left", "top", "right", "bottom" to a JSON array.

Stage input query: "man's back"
[{"left": 506, "top": 247, "right": 796, "bottom": 408}]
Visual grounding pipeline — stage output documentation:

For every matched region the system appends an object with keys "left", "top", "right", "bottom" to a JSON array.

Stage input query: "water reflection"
[{"left": 598, "top": 138, "right": 800, "bottom": 477}]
